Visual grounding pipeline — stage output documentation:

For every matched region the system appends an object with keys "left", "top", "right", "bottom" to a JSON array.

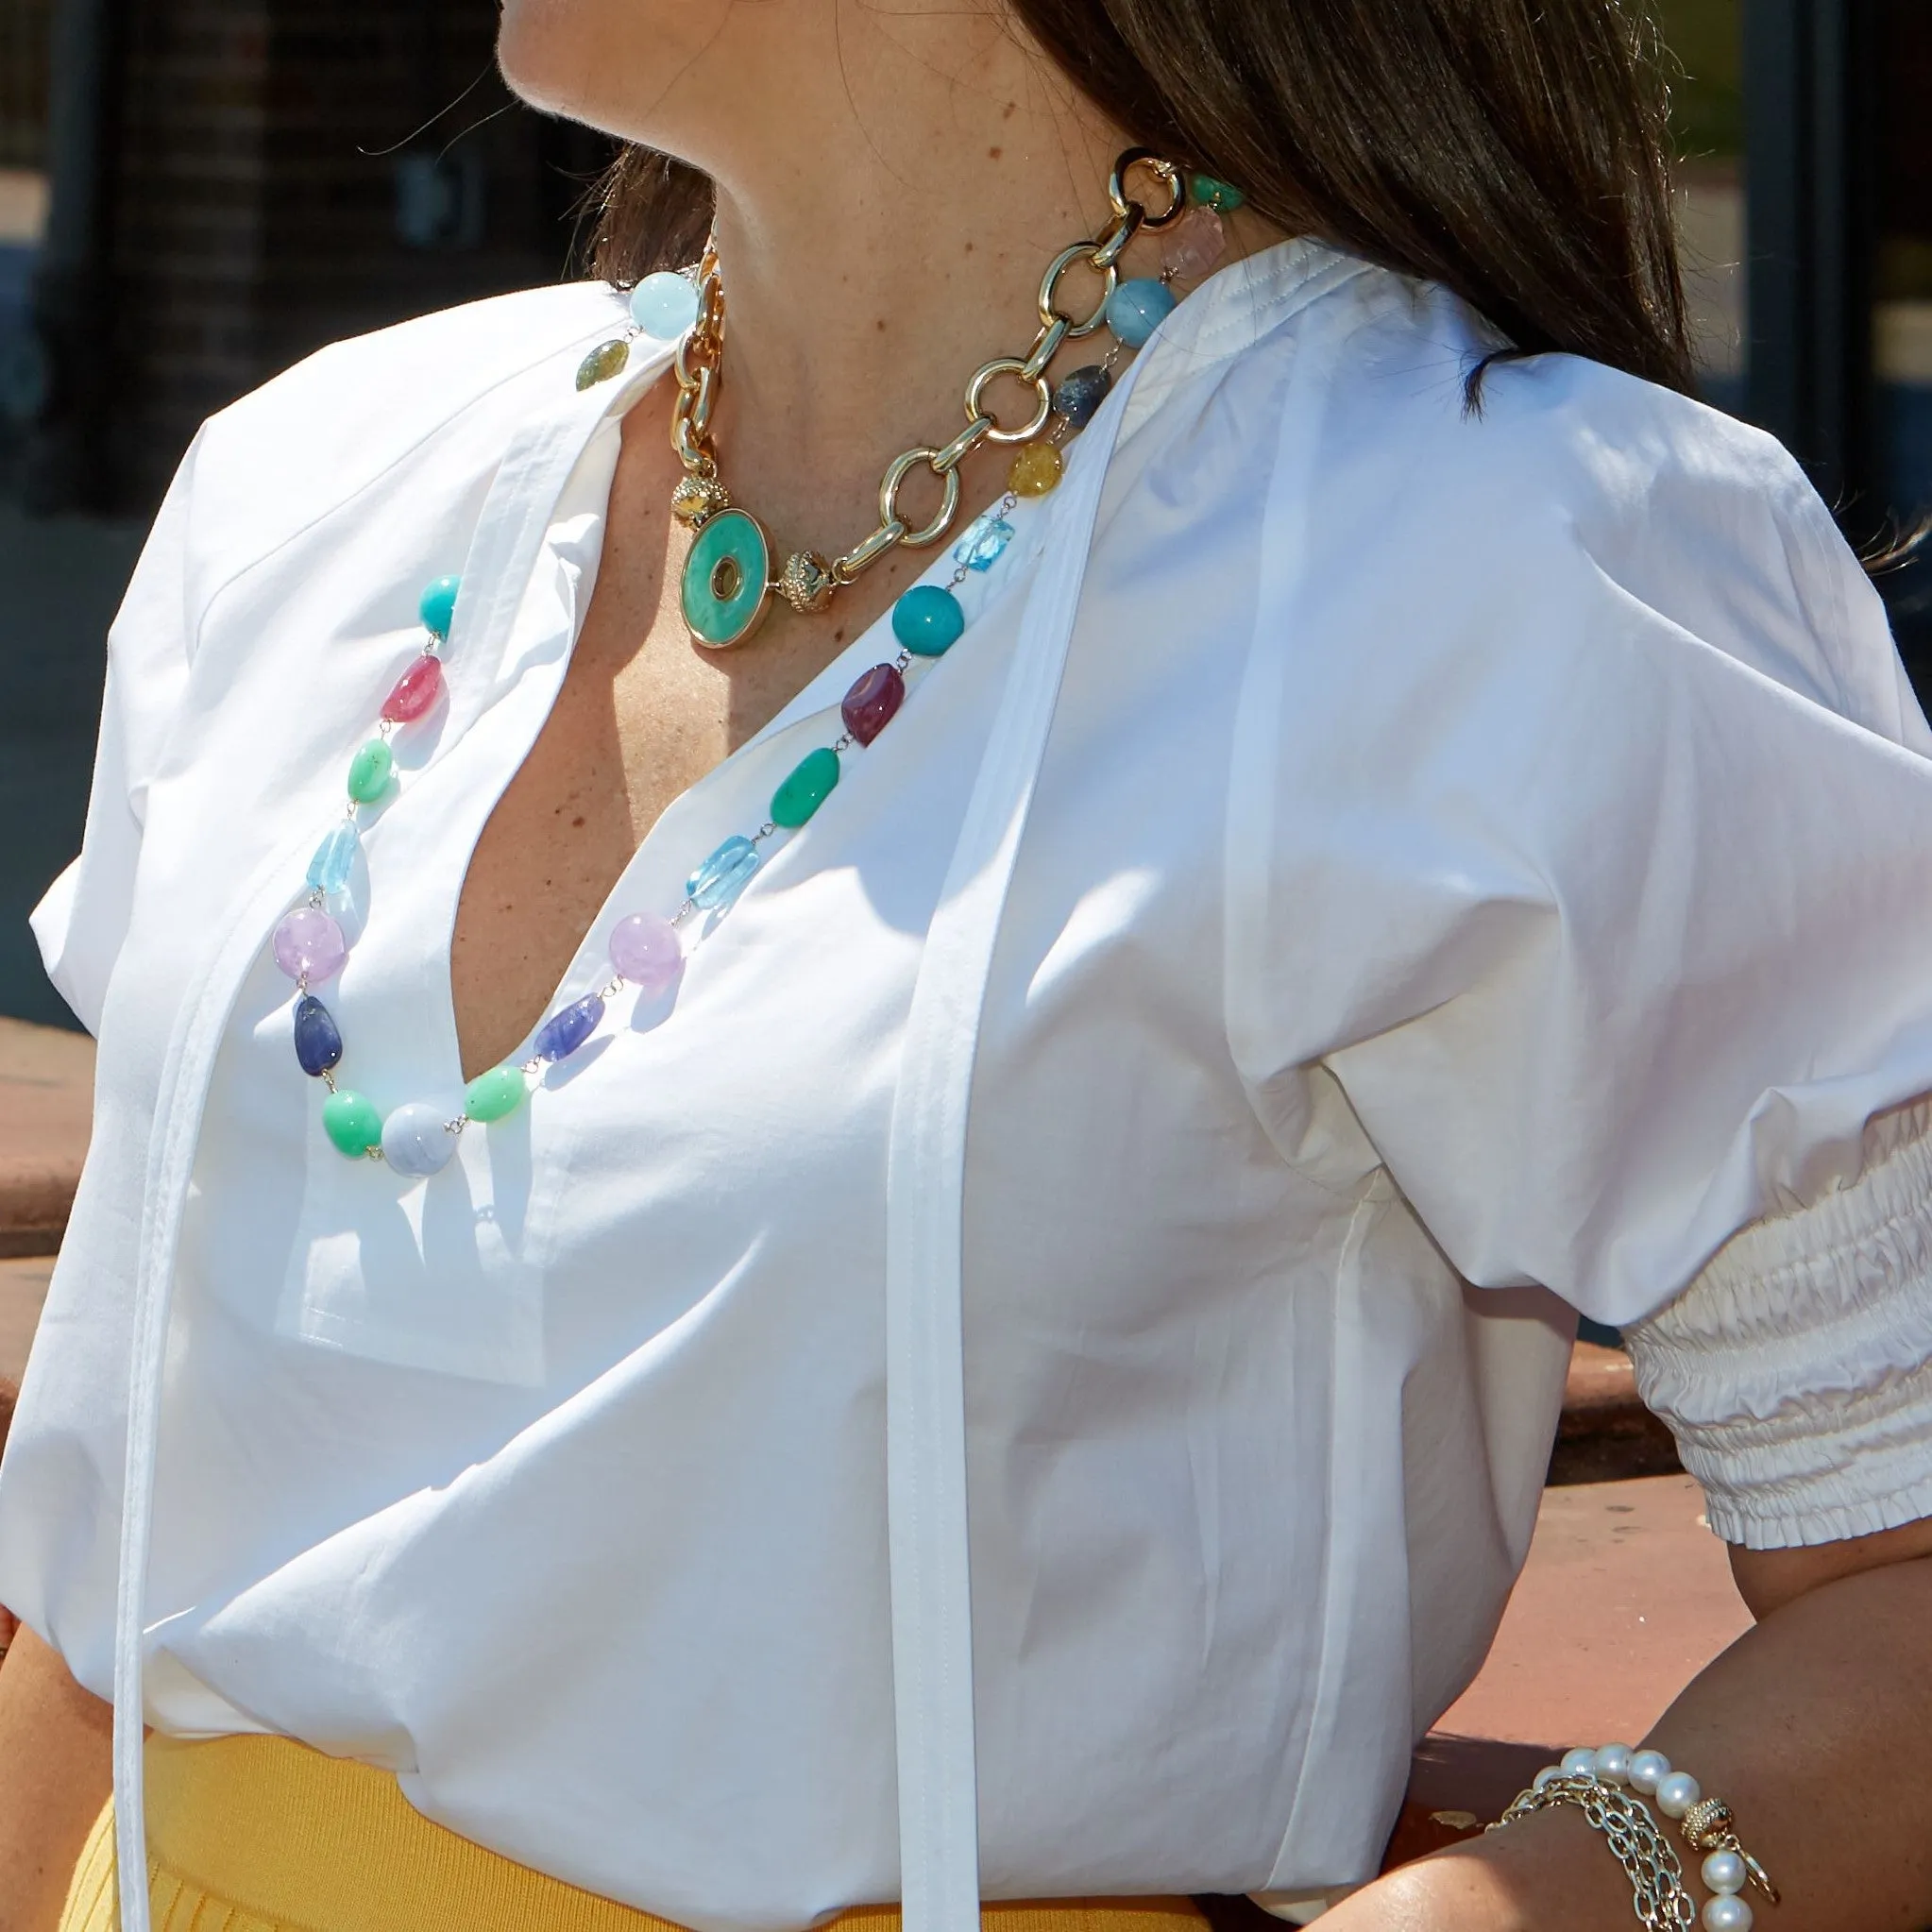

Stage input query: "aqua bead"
[
  {"left": 293, "top": 993, "right": 343, "bottom": 1077},
  {"left": 465, "top": 1064, "right": 528, "bottom": 1124},
  {"left": 305, "top": 821, "right": 361, "bottom": 896},
  {"left": 954, "top": 511, "right": 1015, "bottom": 573},
  {"left": 418, "top": 575, "right": 460, "bottom": 640},
  {"left": 682, "top": 508, "right": 771, "bottom": 649},
  {"left": 771, "top": 747, "right": 841, "bottom": 829},
  {"left": 892, "top": 585, "right": 966, "bottom": 657},
  {"left": 347, "top": 738, "right": 394, "bottom": 805},
  {"left": 630, "top": 272, "right": 701, "bottom": 340},
  {"left": 1105, "top": 278, "right": 1177, "bottom": 348},
  {"left": 687, "top": 835, "right": 761, "bottom": 911},
  {"left": 534, "top": 992, "right": 606, "bottom": 1063},
  {"left": 322, "top": 1089, "right": 382, "bottom": 1158}
]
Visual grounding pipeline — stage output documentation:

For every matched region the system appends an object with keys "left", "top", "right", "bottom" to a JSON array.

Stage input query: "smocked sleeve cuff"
[{"left": 1625, "top": 1102, "right": 1932, "bottom": 1551}]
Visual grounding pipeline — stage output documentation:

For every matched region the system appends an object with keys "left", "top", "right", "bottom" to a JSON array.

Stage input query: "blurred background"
[{"left": 0, "top": 0, "right": 1921, "bottom": 1026}]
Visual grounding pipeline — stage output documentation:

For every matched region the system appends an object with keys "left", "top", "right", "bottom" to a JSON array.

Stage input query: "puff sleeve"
[
  {"left": 30, "top": 433, "right": 201, "bottom": 1035},
  {"left": 1225, "top": 328, "right": 1932, "bottom": 1547}
]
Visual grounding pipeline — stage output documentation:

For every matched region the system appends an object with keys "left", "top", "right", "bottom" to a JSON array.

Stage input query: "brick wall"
[{"left": 105, "top": 0, "right": 611, "bottom": 505}]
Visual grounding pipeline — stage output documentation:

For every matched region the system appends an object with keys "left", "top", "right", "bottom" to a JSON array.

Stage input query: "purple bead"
[
  {"left": 841, "top": 663, "right": 907, "bottom": 747},
  {"left": 534, "top": 992, "right": 606, "bottom": 1062},
  {"left": 273, "top": 907, "right": 347, "bottom": 984},
  {"left": 608, "top": 912, "right": 683, "bottom": 994}
]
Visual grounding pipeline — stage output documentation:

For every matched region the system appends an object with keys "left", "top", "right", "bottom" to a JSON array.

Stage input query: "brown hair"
[{"left": 590, "top": 0, "right": 1693, "bottom": 395}]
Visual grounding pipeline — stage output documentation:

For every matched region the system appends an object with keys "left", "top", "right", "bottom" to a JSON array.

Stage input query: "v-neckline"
[{"left": 420, "top": 347, "right": 1053, "bottom": 1096}]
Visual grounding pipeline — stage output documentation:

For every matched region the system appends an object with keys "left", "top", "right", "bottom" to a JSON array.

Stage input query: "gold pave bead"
[
  {"left": 776, "top": 551, "right": 837, "bottom": 615},
  {"left": 672, "top": 474, "right": 732, "bottom": 527},
  {"left": 1679, "top": 1799, "right": 1734, "bottom": 1852}
]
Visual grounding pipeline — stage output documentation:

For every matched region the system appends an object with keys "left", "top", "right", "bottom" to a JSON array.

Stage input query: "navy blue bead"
[
  {"left": 294, "top": 993, "right": 344, "bottom": 1077},
  {"left": 1051, "top": 364, "right": 1112, "bottom": 431},
  {"left": 534, "top": 992, "right": 607, "bottom": 1063}
]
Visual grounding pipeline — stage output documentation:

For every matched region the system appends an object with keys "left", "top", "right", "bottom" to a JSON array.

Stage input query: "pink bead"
[
  {"left": 381, "top": 652, "right": 446, "bottom": 724},
  {"left": 273, "top": 907, "right": 347, "bottom": 983},
  {"left": 608, "top": 912, "right": 683, "bottom": 994},
  {"left": 1163, "top": 206, "right": 1226, "bottom": 283}
]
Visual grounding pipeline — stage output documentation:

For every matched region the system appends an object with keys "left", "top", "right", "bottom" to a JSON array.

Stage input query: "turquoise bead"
[
  {"left": 891, "top": 585, "right": 966, "bottom": 657},
  {"left": 630, "top": 272, "right": 701, "bottom": 340},
  {"left": 771, "top": 747, "right": 841, "bottom": 829},
  {"left": 305, "top": 821, "right": 361, "bottom": 896},
  {"left": 347, "top": 738, "right": 394, "bottom": 805},
  {"left": 682, "top": 508, "right": 771, "bottom": 649},
  {"left": 687, "top": 835, "right": 762, "bottom": 911},
  {"left": 1105, "top": 278, "right": 1177, "bottom": 348},
  {"left": 419, "top": 575, "right": 460, "bottom": 640}
]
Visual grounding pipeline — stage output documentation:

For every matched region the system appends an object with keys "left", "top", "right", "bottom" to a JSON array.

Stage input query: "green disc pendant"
[{"left": 682, "top": 508, "right": 771, "bottom": 650}]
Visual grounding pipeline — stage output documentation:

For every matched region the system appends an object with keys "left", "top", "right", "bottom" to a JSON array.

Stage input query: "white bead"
[
  {"left": 1627, "top": 1749, "right": 1670, "bottom": 1795},
  {"left": 1702, "top": 1895, "right": 1752, "bottom": 1932},
  {"left": 1701, "top": 1852, "right": 1747, "bottom": 1896},
  {"left": 1591, "top": 1743, "right": 1633, "bottom": 1785},
  {"left": 1533, "top": 1766, "right": 1560, "bottom": 1790},
  {"left": 381, "top": 1101, "right": 458, "bottom": 1178},
  {"left": 1656, "top": 1771, "right": 1703, "bottom": 1819},
  {"left": 1560, "top": 1747, "right": 1599, "bottom": 1778}
]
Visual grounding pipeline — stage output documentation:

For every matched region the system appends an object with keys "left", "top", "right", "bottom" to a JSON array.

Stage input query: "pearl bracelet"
[{"left": 1533, "top": 1746, "right": 1779, "bottom": 1931}]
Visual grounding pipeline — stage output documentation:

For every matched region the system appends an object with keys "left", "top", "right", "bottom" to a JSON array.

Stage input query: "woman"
[{"left": 4, "top": 0, "right": 1932, "bottom": 1925}]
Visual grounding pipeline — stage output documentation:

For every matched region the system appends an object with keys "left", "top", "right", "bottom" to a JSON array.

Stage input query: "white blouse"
[{"left": 6, "top": 240, "right": 1932, "bottom": 1932}]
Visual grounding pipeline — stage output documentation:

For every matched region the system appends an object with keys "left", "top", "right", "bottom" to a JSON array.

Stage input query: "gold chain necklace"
[{"left": 667, "top": 149, "right": 1193, "bottom": 650}]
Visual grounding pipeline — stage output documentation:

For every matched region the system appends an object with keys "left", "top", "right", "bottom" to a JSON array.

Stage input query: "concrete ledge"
[
  {"left": 0, "top": 1016, "right": 93, "bottom": 1258},
  {"left": 1549, "top": 1340, "right": 1680, "bottom": 1485}
]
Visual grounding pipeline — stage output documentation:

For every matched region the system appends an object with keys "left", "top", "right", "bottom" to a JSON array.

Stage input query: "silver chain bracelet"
[{"left": 1490, "top": 1773, "right": 1698, "bottom": 1928}]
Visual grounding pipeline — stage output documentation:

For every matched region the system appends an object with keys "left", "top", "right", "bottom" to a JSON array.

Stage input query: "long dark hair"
[{"left": 589, "top": 0, "right": 1693, "bottom": 395}]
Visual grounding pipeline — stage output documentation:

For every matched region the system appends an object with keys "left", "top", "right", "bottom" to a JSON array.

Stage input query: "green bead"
[
  {"left": 681, "top": 508, "right": 771, "bottom": 648},
  {"left": 347, "top": 737, "right": 394, "bottom": 804},
  {"left": 575, "top": 338, "right": 631, "bottom": 390},
  {"left": 465, "top": 1064, "right": 528, "bottom": 1124},
  {"left": 1188, "top": 172, "right": 1245, "bottom": 212},
  {"left": 322, "top": 1089, "right": 383, "bottom": 1158},
  {"left": 771, "top": 746, "right": 841, "bottom": 829}
]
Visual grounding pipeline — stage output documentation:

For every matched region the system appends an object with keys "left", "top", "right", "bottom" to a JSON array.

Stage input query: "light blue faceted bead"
[
  {"left": 419, "top": 575, "right": 461, "bottom": 640},
  {"left": 630, "top": 272, "right": 701, "bottom": 340},
  {"left": 953, "top": 511, "right": 1016, "bottom": 573},
  {"left": 687, "top": 835, "right": 762, "bottom": 912},
  {"left": 305, "top": 821, "right": 361, "bottom": 896},
  {"left": 381, "top": 1101, "right": 459, "bottom": 1178},
  {"left": 1105, "top": 277, "right": 1177, "bottom": 348}
]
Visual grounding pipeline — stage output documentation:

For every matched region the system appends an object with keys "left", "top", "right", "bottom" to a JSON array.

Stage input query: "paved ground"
[{"left": 0, "top": 497, "right": 144, "bottom": 1027}]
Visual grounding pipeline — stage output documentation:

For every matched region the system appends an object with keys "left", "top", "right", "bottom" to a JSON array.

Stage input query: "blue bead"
[
  {"left": 418, "top": 575, "right": 461, "bottom": 641},
  {"left": 534, "top": 992, "right": 607, "bottom": 1063},
  {"left": 953, "top": 512, "right": 1016, "bottom": 573},
  {"left": 1050, "top": 364, "right": 1112, "bottom": 430},
  {"left": 293, "top": 993, "right": 343, "bottom": 1077},
  {"left": 630, "top": 272, "right": 701, "bottom": 340},
  {"left": 1105, "top": 278, "right": 1177, "bottom": 348},
  {"left": 891, "top": 585, "right": 966, "bottom": 657},
  {"left": 686, "top": 835, "right": 762, "bottom": 912},
  {"left": 305, "top": 821, "right": 361, "bottom": 897}
]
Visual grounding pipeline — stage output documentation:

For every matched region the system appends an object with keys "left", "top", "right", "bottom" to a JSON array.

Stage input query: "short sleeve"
[
  {"left": 32, "top": 433, "right": 201, "bottom": 1034},
  {"left": 1225, "top": 339, "right": 1932, "bottom": 1334}
]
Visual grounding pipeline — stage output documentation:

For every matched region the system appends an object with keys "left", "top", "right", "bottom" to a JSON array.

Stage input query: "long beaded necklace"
[{"left": 269, "top": 151, "right": 1244, "bottom": 1177}]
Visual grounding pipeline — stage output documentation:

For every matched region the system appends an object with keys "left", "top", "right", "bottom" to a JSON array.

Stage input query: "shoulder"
[
  {"left": 176, "top": 280, "right": 630, "bottom": 591},
  {"left": 1274, "top": 265, "right": 1912, "bottom": 738}
]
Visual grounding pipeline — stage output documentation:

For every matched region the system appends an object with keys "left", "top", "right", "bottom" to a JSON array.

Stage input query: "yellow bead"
[{"left": 1008, "top": 441, "right": 1063, "bottom": 498}]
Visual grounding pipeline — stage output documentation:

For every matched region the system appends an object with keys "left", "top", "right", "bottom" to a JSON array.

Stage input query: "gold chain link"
[{"left": 669, "top": 151, "right": 1185, "bottom": 604}]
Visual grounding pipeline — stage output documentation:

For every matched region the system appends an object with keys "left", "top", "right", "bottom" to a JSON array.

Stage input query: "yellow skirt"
[{"left": 61, "top": 1734, "right": 1211, "bottom": 1932}]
